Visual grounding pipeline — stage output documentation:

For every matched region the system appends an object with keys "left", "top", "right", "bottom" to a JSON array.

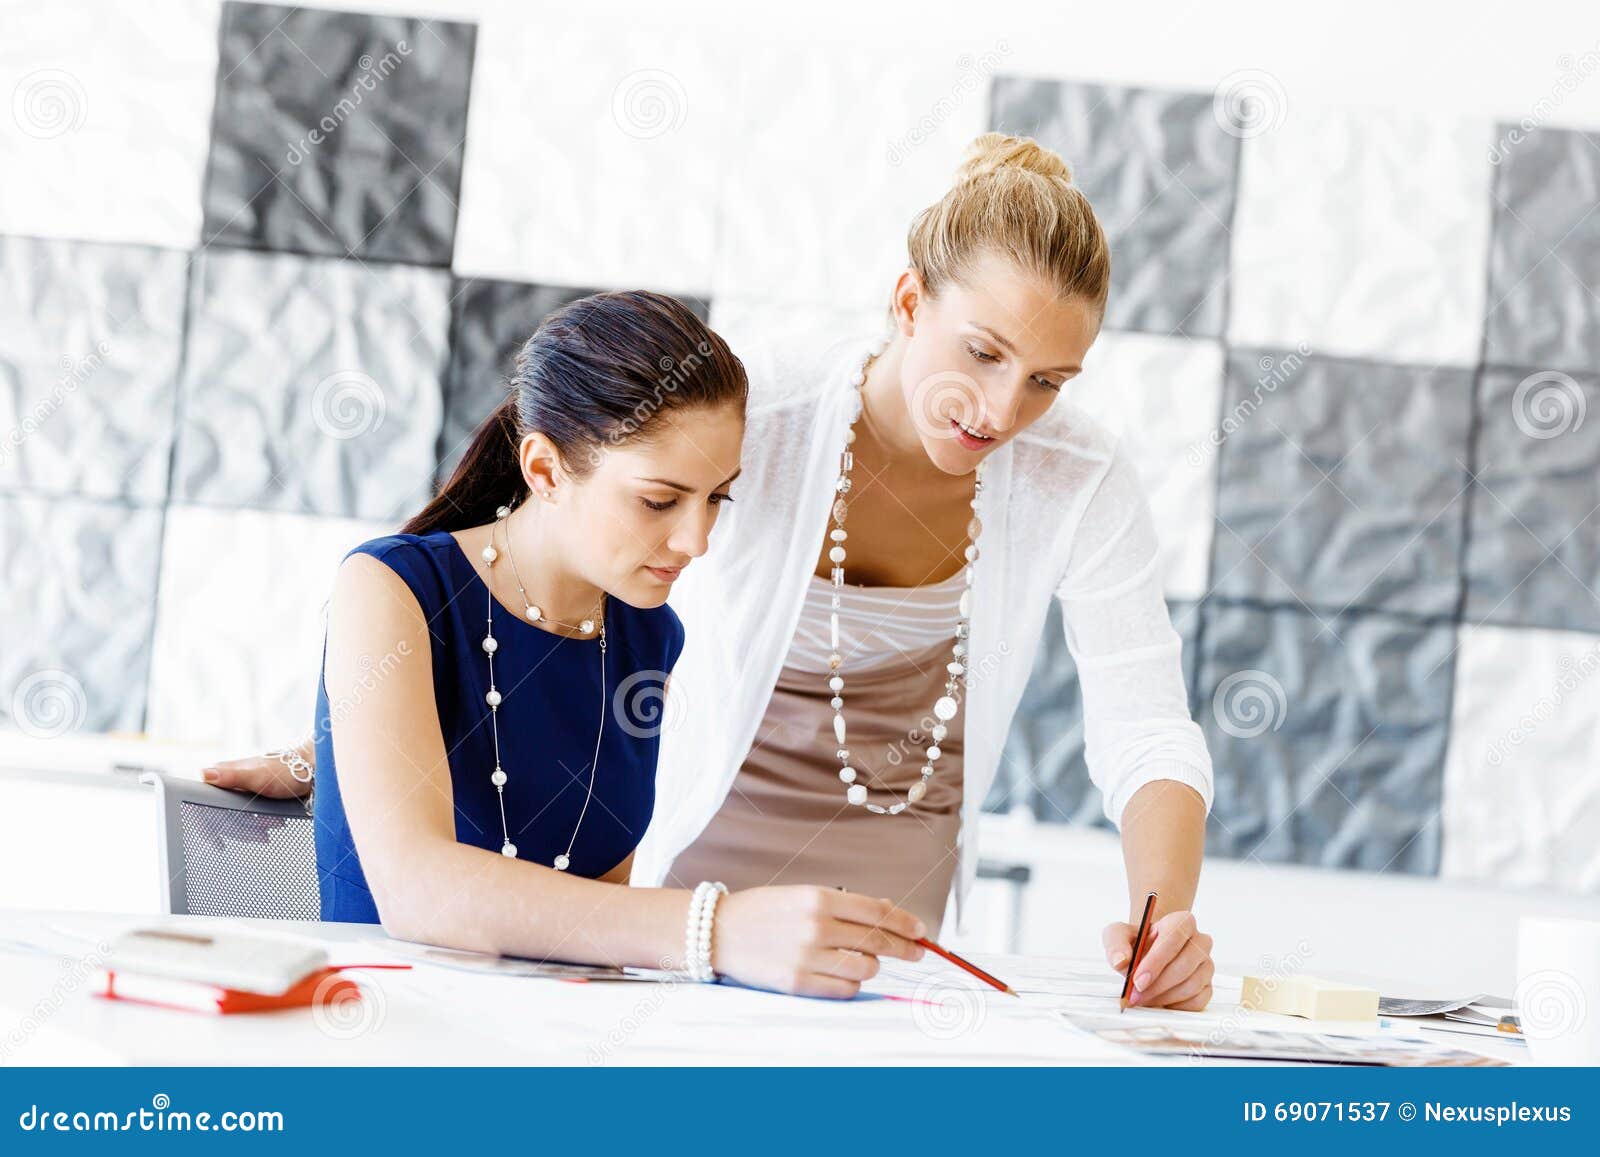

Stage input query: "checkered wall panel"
[{"left": 2, "top": 2, "right": 1596, "bottom": 895}]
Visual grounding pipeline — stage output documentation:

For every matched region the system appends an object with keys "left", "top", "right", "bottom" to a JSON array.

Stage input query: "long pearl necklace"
[
  {"left": 827, "top": 343, "right": 984, "bottom": 815},
  {"left": 479, "top": 502, "right": 607, "bottom": 870}
]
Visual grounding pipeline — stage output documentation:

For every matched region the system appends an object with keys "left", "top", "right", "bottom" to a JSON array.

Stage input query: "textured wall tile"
[
  {"left": 202, "top": 1, "right": 475, "bottom": 265},
  {"left": 1442, "top": 623, "right": 1600, "bottom": 891},
  {"left": 439, "top": 278, "right": 710, "bottom": 484},
  {"left": 1197, "top": 602, "right": 1452, "bottom": 874},
  {"left": 454, "top": 14, "right": 731, "bottom": 294},
  {"left": 1486, "top": 126, "right": 1600, "bottom": 371},
  {"left": 1229, "top": 102, "right": 1493, "bottom": 367},
  {"left": 1465, "top": 366, "right": 1600, "bottom": 633},
  {"left": 1212, "top": 350, "right": 1474, "bottom": 618},
  {"left": 0, "top": 493, "right": 161, "bottom": 736},
  {"left": 714, "top": 44, "right": 990, "bottom": 309},
  {"left": 1066, "top": 331, "right": 1223, "bottom": 601},
  {"left": 989, "top": 601, "right": 1199, "bottom": 823},
  {"left": 991, "top": 77, "right": 1238, "bottom": 338},
  {"left": 706, "top": 299, "right": 889, "bottom": 374},
  {"left": 0, "top": 0, "right": 218, "bottom": 247},
  {"left": 145, "top": 505, "right": 390, "bottom": 750},
  {"left": 0, "top": 236, "right": 187, "bottom": 502},
  {"left": 175, "top": 249, "right": 448, "bottom": 521},
  {"left": 706, "top": 299, "right": 891, "bottom": 416}
]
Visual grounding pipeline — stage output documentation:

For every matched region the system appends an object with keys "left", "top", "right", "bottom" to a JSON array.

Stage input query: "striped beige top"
[{"left": 788, "top": 572, "right": 967, "bottom": 673}]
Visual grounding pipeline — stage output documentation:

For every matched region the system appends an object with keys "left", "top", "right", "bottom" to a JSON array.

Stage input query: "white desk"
[{"left": 0, "top": 910, "right": 1526, "bottom": 1066}]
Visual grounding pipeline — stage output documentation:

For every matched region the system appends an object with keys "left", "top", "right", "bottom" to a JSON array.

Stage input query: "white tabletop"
[{"left": 0, "top": 910, "right": 1526, "bottom": 1066}]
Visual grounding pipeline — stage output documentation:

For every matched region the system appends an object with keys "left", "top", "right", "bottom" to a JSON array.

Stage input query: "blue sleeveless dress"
[{"left": 312, "top": 531, "right": 685, "bottom": 923}]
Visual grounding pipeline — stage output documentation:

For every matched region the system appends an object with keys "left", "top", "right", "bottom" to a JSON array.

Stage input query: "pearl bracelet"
[{"left": 683, "top": 881, "right": 728, "bottom": 982}]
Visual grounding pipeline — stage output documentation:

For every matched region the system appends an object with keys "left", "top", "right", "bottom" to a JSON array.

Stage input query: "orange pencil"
[
  {"left": 1119, "top": 891, "right": 1158, "bottom": 1012},
  {"left": 916, "top": 937, "right": 1019, "bottom": 998},
  {"left": 830, "top": 885, "right": 1019, "bottom": 998}
]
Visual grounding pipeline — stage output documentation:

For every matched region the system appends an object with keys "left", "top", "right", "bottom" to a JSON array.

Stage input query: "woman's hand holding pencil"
[{"left": 1104, "top": 898, "right": 1216, "bottom": 1012}]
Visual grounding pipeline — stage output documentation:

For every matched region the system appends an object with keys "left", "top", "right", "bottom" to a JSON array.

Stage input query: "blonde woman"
[{"left": 210, "top": 132, "right": 1217, "bottom": 1011}]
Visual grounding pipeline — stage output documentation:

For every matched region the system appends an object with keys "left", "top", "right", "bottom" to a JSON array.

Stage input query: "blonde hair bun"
[
  {"left": 906, "top": 130, "right": 1109, "bottom": 313},
  {"left": 955, "top": 131, "right": 1073, "bottom": 184}
]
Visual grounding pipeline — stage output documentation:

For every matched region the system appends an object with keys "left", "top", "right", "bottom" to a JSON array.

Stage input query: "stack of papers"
[
  {"left": 876, "top": 952, "right": 1514, "bottom": 1066},
  {"left": 1378, "top": 992, "right": 1520, "bottom": 1041}
]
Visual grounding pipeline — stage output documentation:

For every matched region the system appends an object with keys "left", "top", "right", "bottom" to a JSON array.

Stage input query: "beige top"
[{"left": 666, "top": 577, "right": 966, "bottom": 935}]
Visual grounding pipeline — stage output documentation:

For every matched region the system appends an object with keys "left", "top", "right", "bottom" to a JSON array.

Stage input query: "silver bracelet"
[
  {"left": 684, "top": 881, "right": 727, "bottom": 982},
  {"left": 273, "top": 746, "right": 315, "bottom": 784}
]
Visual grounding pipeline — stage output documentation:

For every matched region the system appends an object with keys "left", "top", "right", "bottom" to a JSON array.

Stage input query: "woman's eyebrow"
[
  {"left": 970, "top": 322, "right": 1081, "bottom": 374},
  {"left": 636, "top": 476, "right": 693, "bottom": 493},
  {"left": 636, "top": 467, "right": 742, "bottom": 493},
  {"left": 970, "top": 321, "right": 1020, "bottom": 354}
]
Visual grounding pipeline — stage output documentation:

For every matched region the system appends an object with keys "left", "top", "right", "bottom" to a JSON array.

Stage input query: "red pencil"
[
  {"left": 916, "top": 937, "right": 1018, "bottom": 997},
  {"left": 1119, "top": 891, "right": 1159, "bottom": 1012}
]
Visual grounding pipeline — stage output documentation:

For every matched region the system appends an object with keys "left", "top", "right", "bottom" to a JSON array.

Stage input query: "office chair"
[
  {"left": 140, "top": 770, "right": 319, "bottom": 920},
  {"left": 137, "top": 770, "right": 1026, "bottom": 937}
]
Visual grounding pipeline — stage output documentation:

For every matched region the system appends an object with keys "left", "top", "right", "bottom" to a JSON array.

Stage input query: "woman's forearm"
[
  {"left": 368, "top": 835, "right": 693, "bottom": 969},
  {"left": 1117, "top": 779, "right": 1206, "bottom": 921}
]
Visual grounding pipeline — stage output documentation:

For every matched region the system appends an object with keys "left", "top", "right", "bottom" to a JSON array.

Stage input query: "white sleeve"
[{"left": 1053, "top": 447, "right": 1214, "bottom": 826}]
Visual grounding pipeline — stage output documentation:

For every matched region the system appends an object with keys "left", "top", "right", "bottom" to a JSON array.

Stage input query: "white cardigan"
[{"left": 634, "top": 329, "right": 1215, "bottom": 928}]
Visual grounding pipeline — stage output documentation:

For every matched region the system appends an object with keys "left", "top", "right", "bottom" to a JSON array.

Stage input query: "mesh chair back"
[{"left": 141, "top": 771, "right": 319, "bottom": 920}]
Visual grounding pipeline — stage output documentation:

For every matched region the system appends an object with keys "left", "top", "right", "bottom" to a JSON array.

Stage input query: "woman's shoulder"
[
  {"left": 341, "top": 529, "right": 459, "bottom": 572},
  {"left": 338, "top": 530, "right": 464, "bottom": 607},
  {"left": 734, "top": 321, "right": 883, "bottom": 415},
  {"left": 1006, "top": 401, "right": 1153, "bottom": 561},
  {"left": 1010, "top": 398, "right": 1126, "bottom": 489}
]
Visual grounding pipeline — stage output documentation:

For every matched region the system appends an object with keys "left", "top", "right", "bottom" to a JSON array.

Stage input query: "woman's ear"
[
  {"left": 518, "top": 431, "right": 564, "bottom": 502},
  {"left": 889, "top": 268, "right": 922, "bottom": 337}
]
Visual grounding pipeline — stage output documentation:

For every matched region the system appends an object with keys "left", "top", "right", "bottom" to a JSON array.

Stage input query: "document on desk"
[
  {"left": 1060, "top": 1013, "right": 1510, "bottom": 1066},
  {"left": 695, "top": 972, "right": 1139, "bottom": 1064},
  {"left": 364, "top": 937, "right": 686, "bottom": 982},
  {"left": 875, "top": 952, "right": 1120, "bottom": 1004},
  {"left": 374, "top": 948, "right": 1139, "bottom": 1064}
]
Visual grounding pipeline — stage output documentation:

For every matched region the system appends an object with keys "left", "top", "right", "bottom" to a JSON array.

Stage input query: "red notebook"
[{"left": 94, "top": 963, "right": 409, "bottom": 1015}]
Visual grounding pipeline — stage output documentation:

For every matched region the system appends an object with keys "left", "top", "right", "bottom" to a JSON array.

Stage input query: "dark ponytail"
[{"left": 403, "top": 291, "right": 747, "bottom": 537}]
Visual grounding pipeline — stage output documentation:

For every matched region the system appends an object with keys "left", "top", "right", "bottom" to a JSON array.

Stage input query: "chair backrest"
[{"left": 140, "top": 771, "right": 319, "bottom": 920}]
